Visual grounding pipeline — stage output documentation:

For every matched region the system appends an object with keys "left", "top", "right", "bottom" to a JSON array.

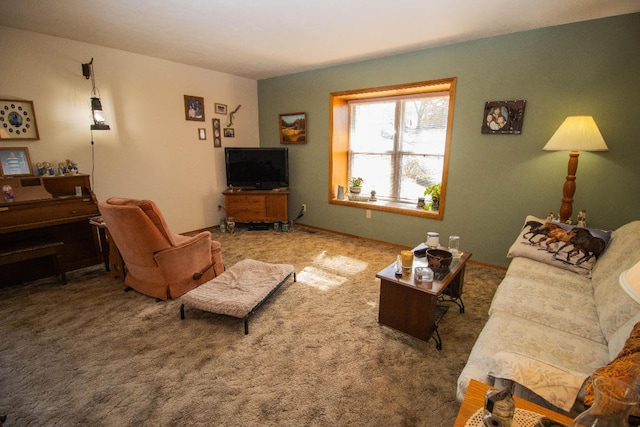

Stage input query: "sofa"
[{"left": 457, "top": 217, "right": 640, "bottom": 414}]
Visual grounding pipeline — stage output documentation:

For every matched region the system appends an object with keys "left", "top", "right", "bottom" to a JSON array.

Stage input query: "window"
[{"left": 329, "top": 78, "right": 456, "bottom": 219}]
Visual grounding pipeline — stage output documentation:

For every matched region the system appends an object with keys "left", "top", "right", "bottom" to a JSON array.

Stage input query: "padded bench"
[{"left": 180, "top": 259, "right": 295, "bottom": 334}]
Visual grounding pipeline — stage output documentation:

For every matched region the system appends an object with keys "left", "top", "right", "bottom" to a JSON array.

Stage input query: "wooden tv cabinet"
[{"left": 223, "top": 189, "right": 288, "bottom": 223}]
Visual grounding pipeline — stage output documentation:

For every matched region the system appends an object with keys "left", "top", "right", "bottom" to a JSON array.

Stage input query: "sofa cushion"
[
  {"left": 489, "top": 258, "right": 604, "bottom": 344},
  {"left": 507, "top": 215, "right": 611, "bottom": 277},
  {"left": 584, "top": 322, "right": 640, "bottom": 417}
]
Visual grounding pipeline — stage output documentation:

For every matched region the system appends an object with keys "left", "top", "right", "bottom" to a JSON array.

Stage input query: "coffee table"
[
  {"left": 376, "top": 244, "right": 471, "bottom": 350},
  {"left": 454, "top": 379, "right": 573, "bottom": 426}
]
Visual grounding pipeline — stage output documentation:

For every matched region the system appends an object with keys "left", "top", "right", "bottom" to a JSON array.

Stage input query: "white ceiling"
[{"left": 1, "top": 0, "right": 639, "bottom": 80}]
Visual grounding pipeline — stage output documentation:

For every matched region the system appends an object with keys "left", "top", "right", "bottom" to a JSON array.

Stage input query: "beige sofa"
[{"left": 457, "top": 219, "right": 640, "bottom": 413}]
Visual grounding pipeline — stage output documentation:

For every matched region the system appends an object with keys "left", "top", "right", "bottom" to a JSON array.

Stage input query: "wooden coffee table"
[
  {"left": 376, "top": 245, "right": 471, "bottom": 350},
  {"left": 454, "top": 379, "right": 573, "bottom": 426}
]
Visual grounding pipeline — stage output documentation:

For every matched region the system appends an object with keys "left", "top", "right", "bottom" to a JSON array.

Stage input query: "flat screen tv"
[{"left": 225, "top": 147, "right": 289, "bottom": 190}]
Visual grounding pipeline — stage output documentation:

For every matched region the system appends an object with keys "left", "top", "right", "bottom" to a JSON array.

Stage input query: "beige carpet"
[{"left": 0, "top": 226, "right": 505, "bottom": 426}]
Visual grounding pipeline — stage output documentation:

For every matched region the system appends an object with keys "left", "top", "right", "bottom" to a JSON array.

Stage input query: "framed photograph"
[
  {"left": 184, "top": 95, "right": 205, "bottom": 121},
  {"left": 223, "top": 128, "right": 235, "bottom": 138},
  {"left": 215, "top": 103, "right": 227, "bottom": 115},
  {"left": 0, "top": 146, "right": 33, "bottom": 176},
  {"left": 198, "top": 128, "right": 206, "bottom": 140},
  {"left": 212, "top": 119, "right": 222, "bottom": 147},
  {"left": 279, "top": 112, "right": 307, "bottom": 144},
  {"left": 0, "top": 99, "right": 40, "bottom": 140},
  {"left": 481, "top": 100, "right": 526, "bottom": 134}
]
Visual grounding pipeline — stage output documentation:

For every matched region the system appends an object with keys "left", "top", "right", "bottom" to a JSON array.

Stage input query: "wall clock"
[{"left": 0, "top": 99, "right": 40, "bottom": 140}]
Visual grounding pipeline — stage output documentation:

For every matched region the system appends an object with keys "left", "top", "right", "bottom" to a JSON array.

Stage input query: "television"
[{"left": 225, "top": 147, "right": 289, "bottom": 190}]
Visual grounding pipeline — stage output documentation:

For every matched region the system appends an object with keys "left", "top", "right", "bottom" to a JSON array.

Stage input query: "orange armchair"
[{"left": 98, "top": 197, "right": 224, "bottom": 300}]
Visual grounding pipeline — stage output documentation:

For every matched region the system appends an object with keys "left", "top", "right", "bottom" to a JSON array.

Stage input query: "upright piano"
[{"left": 0, "top": 174, "right": 102, "bottom": 284}]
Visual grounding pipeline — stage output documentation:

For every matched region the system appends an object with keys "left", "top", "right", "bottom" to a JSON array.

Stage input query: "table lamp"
[
  {"left": 620, "top": 260, "right": 640, "bottom": 304},
  {"left": 543, "top": 116, "right": 608, "bottom": 223}
]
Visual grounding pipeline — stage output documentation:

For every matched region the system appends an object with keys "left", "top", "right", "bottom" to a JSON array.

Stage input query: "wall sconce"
[
  {"left": 82, "top": 58, "right": 110, "bottom": 130},
  {"left": 543, "top": 116, "right": 607, "bottom": 223}
]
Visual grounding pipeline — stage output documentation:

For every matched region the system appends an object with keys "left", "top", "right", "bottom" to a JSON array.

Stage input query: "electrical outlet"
[
  {"left": 302, "top": 203, "right": 307, "bottom": 212},
  {"left": 366, "top": 210, "right": 372, "bottom": 219}
]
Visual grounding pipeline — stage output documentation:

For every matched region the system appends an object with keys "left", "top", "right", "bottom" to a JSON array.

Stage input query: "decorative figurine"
[
  {"left": 66, "top": 159, "right": 79, "bottom": 174},
  {"left": 58, "top": 162, "right": 68, "bottom": 175},
  {"left": 40, "top": 161, "right": 55, "bottom": 176},
  {"left": 36, "top": 162, "right": 44, "bottom": 176},
  {"left": 370, "top": 190, "right": 377, "bottom": 202},
  {"left": 577, "top": 210, "right": 587, "bottom": 228},
  {"left": 3, "top": 184, "right": 14, "bottom": 202}
]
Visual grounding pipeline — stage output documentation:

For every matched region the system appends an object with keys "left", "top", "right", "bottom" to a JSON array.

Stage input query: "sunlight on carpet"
[
  {"left": 297, "top": 266, "right": 348, "bottom": 291},
  {"left": 313, "top": 250, "right": 368, "bottom": 274}
]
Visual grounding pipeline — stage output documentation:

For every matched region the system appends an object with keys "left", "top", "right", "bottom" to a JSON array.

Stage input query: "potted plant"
[
  {"left": 424, "top": 183, "right": 441, "bottom": 210},
  {"left": 349, "top": 177, "right": 364, "bottom": 194}
]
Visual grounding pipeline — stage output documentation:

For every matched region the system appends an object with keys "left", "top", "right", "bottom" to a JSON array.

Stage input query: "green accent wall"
[{"left": 258, "top": 13, "right": 640, "bottom": 267}]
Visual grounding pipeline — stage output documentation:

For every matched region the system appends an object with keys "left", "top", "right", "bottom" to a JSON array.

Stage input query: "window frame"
[{"left": 329, "top": 77, "right": 457, "bottom": 220}]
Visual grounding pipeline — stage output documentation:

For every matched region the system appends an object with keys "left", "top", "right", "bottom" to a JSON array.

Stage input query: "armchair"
[{"left": 98, "top": 197, "right": 224, "bottom": 300}]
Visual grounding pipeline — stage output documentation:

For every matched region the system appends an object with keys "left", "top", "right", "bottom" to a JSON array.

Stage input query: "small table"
[
  {"left": 91, "top": 221, "right": 125, "bottom": 279},
  {"left": 376, "top": 245, "right": 471, "bottom": 350},
  {"left": 454, "top": 379, "right": 573, "bottom": 426}
]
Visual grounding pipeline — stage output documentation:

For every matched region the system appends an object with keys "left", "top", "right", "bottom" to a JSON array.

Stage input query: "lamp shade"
[
  {"left": 620, "top": 260, "right": 640, "bottom": 305},
  {"left": 543, "top": 116, "right": 608, "bottom": 152}
]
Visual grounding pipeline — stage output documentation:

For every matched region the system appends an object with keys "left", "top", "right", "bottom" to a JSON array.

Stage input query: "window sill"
[{"left": 330, "top": 198, "right": 442, "bottom": 220}]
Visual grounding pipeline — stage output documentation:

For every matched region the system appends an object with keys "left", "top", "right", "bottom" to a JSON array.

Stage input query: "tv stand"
[{"left": 223, "top": 189, "right": 288, "bottom": 223}]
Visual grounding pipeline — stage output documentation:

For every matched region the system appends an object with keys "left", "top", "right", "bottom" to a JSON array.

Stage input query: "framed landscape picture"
[
  {"left": 481, "top": 100, "right": 526, "bottom": 134},
  {"left": 279, "top": 112, "right": 307, "bottom": 144},
  {"left": 184, "top": 95, "right": 205, "bottom": 121}
]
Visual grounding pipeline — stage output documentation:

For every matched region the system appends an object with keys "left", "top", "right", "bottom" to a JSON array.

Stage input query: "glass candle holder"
[
  {"left": 400, "top": 250, "right": 414, "bottom": 272},
  {"left": 426, "top": 232, "right": 439, "bottom": 248},
  {"left": 448, "top": 235, "right": 460, "bottom": 255}
]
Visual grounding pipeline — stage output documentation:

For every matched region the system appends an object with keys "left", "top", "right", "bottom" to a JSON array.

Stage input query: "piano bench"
[{"left": 0, "top": 239, "right": 66, "bottom": 285}]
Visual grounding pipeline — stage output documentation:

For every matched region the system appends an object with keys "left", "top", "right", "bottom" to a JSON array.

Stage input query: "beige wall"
[{"left": 0, "top": 26, "right": 259, "bottom": 233}]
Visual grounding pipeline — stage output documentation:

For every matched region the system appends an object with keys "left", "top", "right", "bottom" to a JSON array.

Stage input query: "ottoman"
[{"left": 180, "top": 259, "right": 295, "bottom": 334}]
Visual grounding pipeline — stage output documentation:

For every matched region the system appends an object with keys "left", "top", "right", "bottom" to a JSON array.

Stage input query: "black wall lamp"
[{"left": 82, "top": 58, "right": 110, "bottom": 130}]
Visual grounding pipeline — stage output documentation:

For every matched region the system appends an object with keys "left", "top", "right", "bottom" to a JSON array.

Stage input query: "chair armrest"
[{"left": 154, "top": 232, "right": 216, "bottom": 282}]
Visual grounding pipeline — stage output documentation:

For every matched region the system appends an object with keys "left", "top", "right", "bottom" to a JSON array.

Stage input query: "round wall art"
[{"left": 0, "top": 99, "right": 40, "bottom": 140}]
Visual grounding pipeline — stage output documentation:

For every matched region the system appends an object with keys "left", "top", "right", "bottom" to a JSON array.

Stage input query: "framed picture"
[
  {"left": 481, "top": 100, "right": 526, "bottom": 134},
  {"left": 0, "top": 146, "right": 33, "bottom": 176},
  {"left": 0, "top": 99, "right": 40, "bottom": 140},
  {"left": 224, "top": 128, "right": 235, "bottom": 138},
  {"left": 198, "top": 128, "right": 206, "bottom": 140},
  {"left": 212, "top": 119, "right": 222, "bottom": 147},
  {"left": 215, "top": 103, "right": 227, "bottom": 115},
  {"left": 184, "top": 95, "right": 205, "bottom": 121},
  {"left": 279, "top": 112, "right": 307, "bottom": 144}
]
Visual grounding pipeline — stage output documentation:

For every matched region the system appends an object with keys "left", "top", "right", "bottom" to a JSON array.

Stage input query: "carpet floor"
[{"left": 0, "top": 226, "right": 505, "bottom": 426}]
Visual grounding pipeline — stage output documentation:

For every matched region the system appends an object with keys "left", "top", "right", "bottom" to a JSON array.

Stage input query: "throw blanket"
[{"left": 489, "top": 351, "right": 589, "bottom": 412}]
